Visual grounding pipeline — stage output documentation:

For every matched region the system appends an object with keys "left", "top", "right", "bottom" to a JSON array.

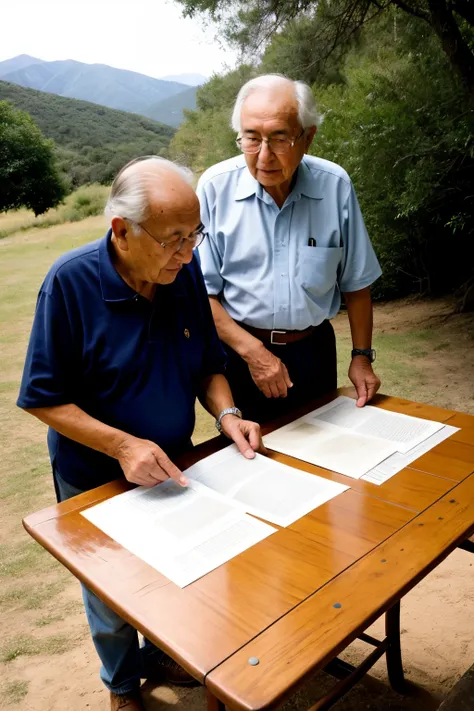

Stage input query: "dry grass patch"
[
  {"left": 1, "top": 633, "right": 72, "bottom": 663},
  {"left": 0, "top": 680, "right": 29, "bottom": 705}
]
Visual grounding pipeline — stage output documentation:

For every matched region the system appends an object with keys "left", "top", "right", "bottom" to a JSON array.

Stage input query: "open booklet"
[
  {"left": 82, "top": 478, "right": 275, "bottom": 588},
  {"left": 82, "top": 445, "right": 347, "bottom": 587},
  {"left": 185, "top": 443, "right": 348, "bottom": 527},
  {"left": 264, "top": 396, "right": 451, "bottom": 480},
  {"left": 309, "top": 396, "right": 445, "bottom": 452}
]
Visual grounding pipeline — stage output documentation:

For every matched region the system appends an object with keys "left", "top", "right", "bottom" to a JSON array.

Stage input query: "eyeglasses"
[
  {"left": 236, "top": 129, "right": 305, "bottom": 155},
  {"left": 127, "top": 220, "right": 208, "bottom": 253}
]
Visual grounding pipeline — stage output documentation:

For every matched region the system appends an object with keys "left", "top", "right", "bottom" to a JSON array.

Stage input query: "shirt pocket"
[{"left": 298, "top": 246, "right": 343, "bottom": 297}]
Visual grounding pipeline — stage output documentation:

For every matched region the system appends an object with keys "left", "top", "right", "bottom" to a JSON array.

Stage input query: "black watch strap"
[{"left": 351, "top": 348, "right": 376, "bottom": 363}]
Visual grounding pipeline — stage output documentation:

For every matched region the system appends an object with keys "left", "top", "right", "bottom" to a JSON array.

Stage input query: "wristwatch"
[
  {"left": 351, "top": 348, "right": 376, "bottom": 363},
  {"left": 215, "top": 407, "right": 242, "bottom": 433}
]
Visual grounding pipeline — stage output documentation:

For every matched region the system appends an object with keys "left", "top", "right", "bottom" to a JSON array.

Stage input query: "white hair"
[
  {"left": 231, "top": 74, "right": 320, "bottom": 133},
  {"left": 104, "top": 156, "right": 194, "bottom": 224}
]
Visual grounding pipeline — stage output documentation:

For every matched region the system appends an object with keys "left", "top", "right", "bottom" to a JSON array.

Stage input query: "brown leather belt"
[{"left": 238, "top": 322, "right": 316, "bottom": 345}]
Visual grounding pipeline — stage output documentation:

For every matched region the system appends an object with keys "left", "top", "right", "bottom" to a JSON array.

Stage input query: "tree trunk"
[{"left": 426, "top": 0, "right": 474, "bottom": 97}]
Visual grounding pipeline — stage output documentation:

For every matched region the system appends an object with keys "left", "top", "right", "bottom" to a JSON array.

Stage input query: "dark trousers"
[{"left": 225, "top": 319, "right": 337, "bottom": 423}]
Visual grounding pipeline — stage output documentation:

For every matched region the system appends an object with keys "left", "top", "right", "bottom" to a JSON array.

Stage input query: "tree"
[
  {"left": 0, "top": 101, "right": 67, "bottom": 215},
  {"left": 312, "top": 15, "right": 474, "bottom": 301},
  {"left": 176, "top": 0, "right": 474, "bottom": 98}
]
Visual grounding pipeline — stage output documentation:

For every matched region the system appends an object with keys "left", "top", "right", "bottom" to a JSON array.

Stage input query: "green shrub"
[{"left": 61, "top": 185, "right": 107, "bottom": 222}]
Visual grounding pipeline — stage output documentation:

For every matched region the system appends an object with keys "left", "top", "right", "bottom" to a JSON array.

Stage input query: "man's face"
[
  {"left": 113, "top": 186, "right": 202, "bottom": 286},
  {"left": 240, "top": 88, "right": 316, "bottom": 190},
  {"left": 128, "top": 201, "right": 202, "bottom": 285}
]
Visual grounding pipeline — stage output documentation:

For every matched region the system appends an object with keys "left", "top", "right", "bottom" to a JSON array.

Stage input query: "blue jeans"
[{"left": 54, "top": 470, "right": 159, "bottom": 695}]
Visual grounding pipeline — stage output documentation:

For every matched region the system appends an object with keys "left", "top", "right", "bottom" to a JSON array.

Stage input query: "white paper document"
[
  {"left": 263, "top": 396, "right": 450, "bottom": 479},
  {"left": 361, "top": 424, "right": 459, "bottom": 485},
  {"left": 185, "top": 444, "right": 349, "bottom": 527},
  {"left": 81, "top": 479, "right": 275, "bottom": 588},
  {"left": 263, "top": 418, "right": 398, "bottom": 479},
  {"left": 311, "top": 396, "right": 445, "bottom": 453}
]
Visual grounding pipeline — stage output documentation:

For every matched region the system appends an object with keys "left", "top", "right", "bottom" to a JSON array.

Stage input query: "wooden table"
[{"left": 23, "top": 391, "right": 474, "bottom": 711}]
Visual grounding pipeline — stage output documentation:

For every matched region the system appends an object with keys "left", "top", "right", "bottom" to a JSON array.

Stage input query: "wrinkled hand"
[
  {"left": 219, "top": 415, "right": 267, "bottom": 459},
  {"left": 116, "top": 435, "right": 188, "bottom": 487},
  {"left": 349, "top": 356, "right": 381, "bottom": 407},
  {"left": 246, "top": 344, "right": 293, "bottom": 398}
]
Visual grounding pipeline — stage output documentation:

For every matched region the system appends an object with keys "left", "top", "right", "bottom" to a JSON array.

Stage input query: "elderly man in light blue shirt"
[{"left": 197, "top": 74, "right": 382, "bottom": 422}]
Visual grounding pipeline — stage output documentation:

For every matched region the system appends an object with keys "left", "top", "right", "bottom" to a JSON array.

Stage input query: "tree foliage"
[
  {"left": 177, "top": 0, "right": 474, "bottom": 98},
  {"left": 314, "top": 15, "right": 474, "bottom": 299},
  {"left": 259, "top": 14, "right": 346, "bottom": 86},
  {"left": 0, "top": 100, "right": 67, "bottom": 215}
]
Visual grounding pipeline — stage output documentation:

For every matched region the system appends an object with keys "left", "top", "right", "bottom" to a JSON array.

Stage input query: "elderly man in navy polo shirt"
[
  {"left": 18, "top": 157, "right": 263, "bottom": 711},
  {"left": 197, "top": 74, "right": 382, "bottom": 422}
]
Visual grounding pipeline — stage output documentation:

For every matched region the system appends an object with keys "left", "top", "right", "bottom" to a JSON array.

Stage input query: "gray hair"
[
  {"left": 104, "top": 156, "right": 194, "bottom": 224},
  {"left": 231, "top": 74, "right": 320, "bottom": 133}
]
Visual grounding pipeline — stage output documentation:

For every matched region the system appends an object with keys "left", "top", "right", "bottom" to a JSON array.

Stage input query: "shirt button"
[{"left": 280, "top": 272, "right": 286, "bottom": 277}]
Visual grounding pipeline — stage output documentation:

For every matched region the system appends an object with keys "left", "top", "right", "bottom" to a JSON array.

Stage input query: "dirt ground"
[
  {"left": 1, "top": 220, "right": 473, "bottom": 711},
  {"left": 2, "top": 547, "right": 472, "bottom": 711}
]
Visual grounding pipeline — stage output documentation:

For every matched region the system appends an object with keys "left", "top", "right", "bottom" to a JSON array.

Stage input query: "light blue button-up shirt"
[{"left": 197, "top": 154, "right": 381, "bottom": 330}]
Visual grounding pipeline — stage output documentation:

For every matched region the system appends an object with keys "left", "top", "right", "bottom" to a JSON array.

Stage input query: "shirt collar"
[
  {"left": 290, "top": 157, "right": 323, "bottom": 200},
  {"left": 99, "top": 229, "right": 138, "bottom": 302},
  {"left": 234, "top": 156, "right": 323, "bottom": 204},
  {"left": 234, "top": 160, "right": 260, "bottom": 201}
]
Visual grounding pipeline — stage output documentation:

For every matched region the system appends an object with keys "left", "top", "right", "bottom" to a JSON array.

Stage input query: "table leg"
[
  {"left": 206, "top": 688, "right": 226, "bottom": 711},
  {"left": 385, "top": 601, "right": 409, "bottom": 694}
]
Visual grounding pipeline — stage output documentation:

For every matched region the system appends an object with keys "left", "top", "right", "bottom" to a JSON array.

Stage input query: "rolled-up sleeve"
[
  {"left": 17, "top": 286, "right": 76, "bottom": 409},
  {"left": 197, "top": 177, "right": 225, "bottom": 296},
  {"left": 338, "top": 181, "right": 382, "bottom": 293}
]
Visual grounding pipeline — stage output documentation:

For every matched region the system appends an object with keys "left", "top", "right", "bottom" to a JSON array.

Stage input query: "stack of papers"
[
  {"left": 362, "top": 424, "right": 459, "bottom": 484},
  {"left": 264, "top": 396, "right": 459, "bottom": 484},
  {"left": 82, "top": 446, "right": 347, "bottom": 587}
]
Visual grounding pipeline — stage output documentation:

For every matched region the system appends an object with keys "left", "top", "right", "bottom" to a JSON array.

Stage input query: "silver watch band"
[{"left": 216, "top": 407, "right": 242, "bottom": 433}]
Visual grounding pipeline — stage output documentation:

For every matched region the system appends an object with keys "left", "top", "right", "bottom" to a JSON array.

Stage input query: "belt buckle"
[{"left": 270, "top": 329, "right": 287, "bottom": 345}]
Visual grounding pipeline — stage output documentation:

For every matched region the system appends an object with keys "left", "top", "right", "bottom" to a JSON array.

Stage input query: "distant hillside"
[
  {"left": 0, "top": 56, "right": 200, "bottom": 126},
  {"left": 0, "top": 81, "right": 175, "bottom": 187},
  {"left": 144, "top": 86, "right": 198, "bottom": 128},
  {"left": 161, "top": 73, "right": 207, "bottom": 86}
]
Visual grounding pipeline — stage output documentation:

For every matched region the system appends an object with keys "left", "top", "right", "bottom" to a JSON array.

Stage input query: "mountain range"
[{"left": 0, "top": 55, "right": 206, "bottom": 126}]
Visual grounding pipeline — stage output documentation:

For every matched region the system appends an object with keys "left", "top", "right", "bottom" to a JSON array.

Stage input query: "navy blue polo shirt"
[{"left": 17, "top": 230, "right": 225, "bottom": 490}]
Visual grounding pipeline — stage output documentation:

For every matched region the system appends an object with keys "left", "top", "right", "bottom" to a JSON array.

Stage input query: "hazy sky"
[{"left": 1, "top": 0, "right": 238, "bottom": 78}]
